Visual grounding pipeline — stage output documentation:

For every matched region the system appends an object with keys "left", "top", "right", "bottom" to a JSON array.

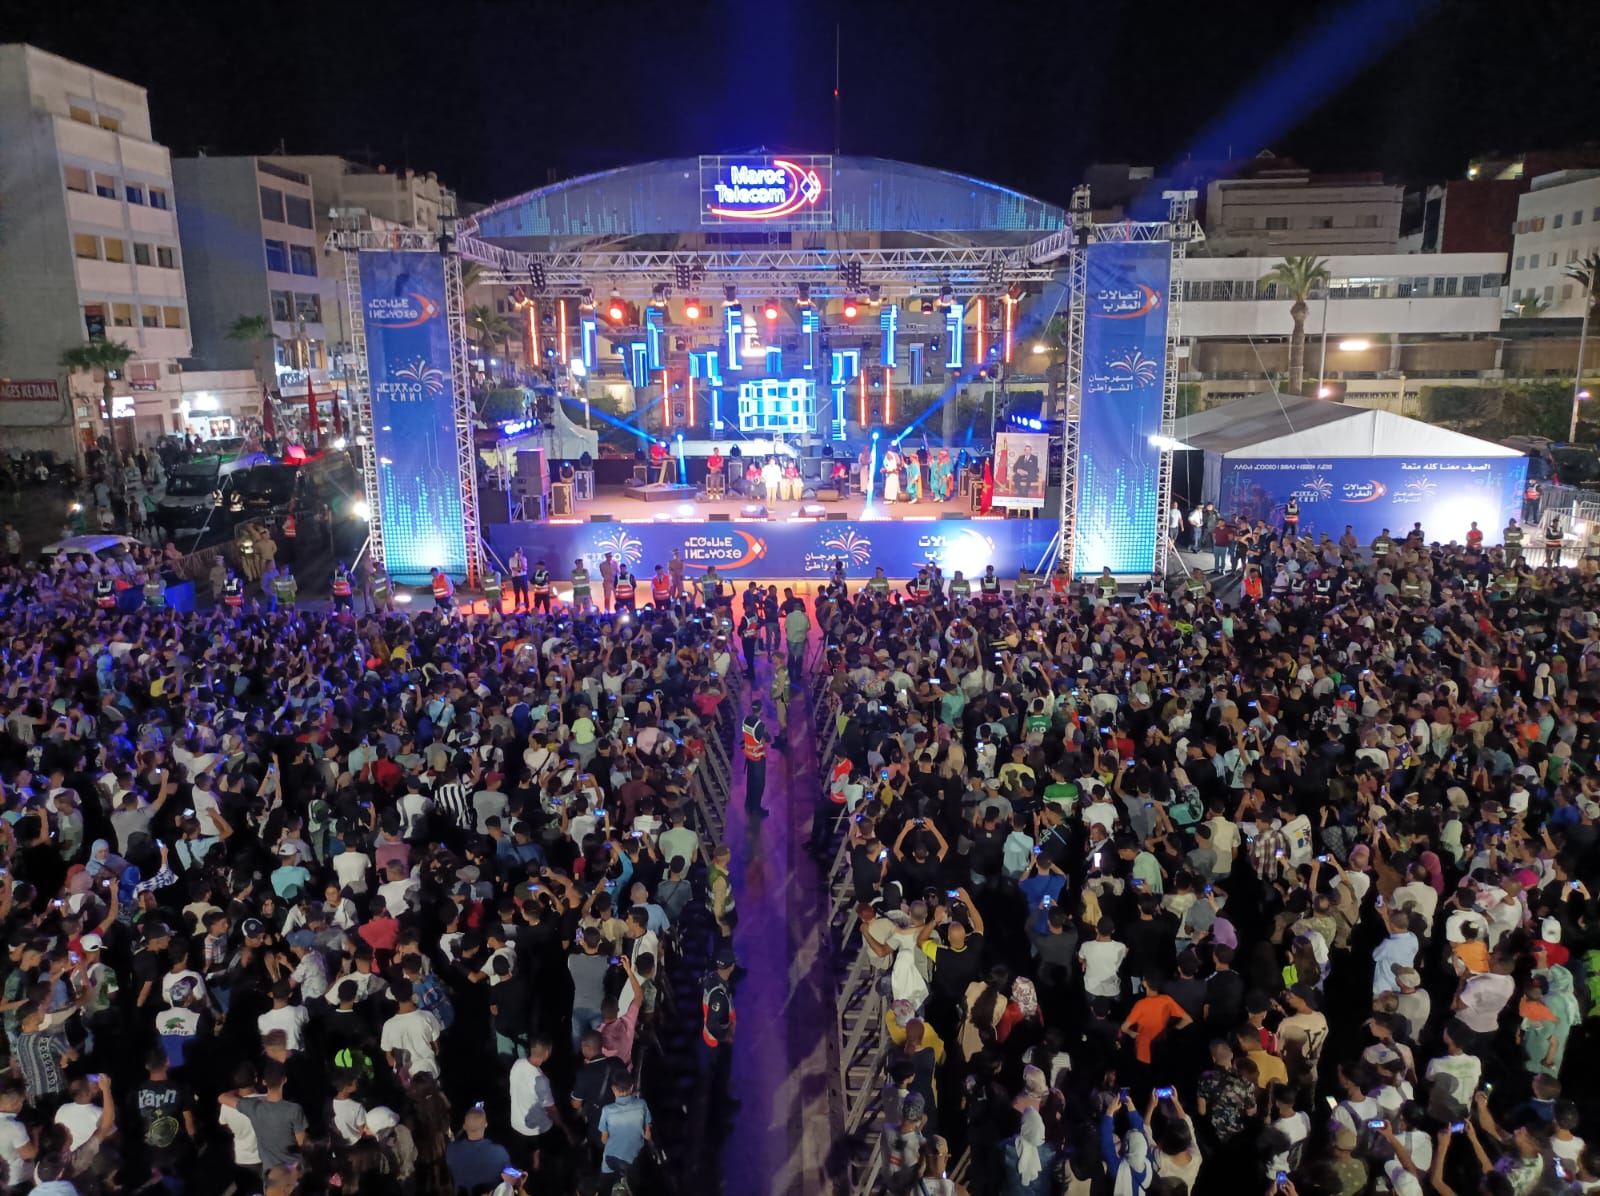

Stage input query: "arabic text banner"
[
  {"left": 1074, "top": 241, "right": 1172, "bottom": 575},
  {"left": 486, "top": 517, "right": 1058, "bottom": 582},
  {"left": 358, "top": 251, "right": 468, "bottom": 584},
  {"left": 992, "top": 432, "right": 1049, "bottom": 510},
  {"left": 1218, "top": 456, "right": 1528, "bottom": 544}
]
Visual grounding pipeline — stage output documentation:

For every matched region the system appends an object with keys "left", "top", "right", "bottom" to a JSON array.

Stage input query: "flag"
[
  {"left": 332, "top": 390, "right": 345, "bottom": 439},
  {"left": 261, "top": 385, "right": 276, "bottom": 442},
  {"left": 306, "top": 373, "right": 321, "bottom": 448}
]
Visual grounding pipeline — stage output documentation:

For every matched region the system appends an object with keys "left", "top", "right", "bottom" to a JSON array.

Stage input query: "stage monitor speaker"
[
  {"left": 710, "top": 513, "right": 731, "bottom": 522},
  {"left": 550, "top": 483, "right": 573, "bottom": 516},
  {"left": 589, "top": 514, "right": 614, "bottom": 523},
  {"left": 478, "top": 490, "right": 510, "bottom": 524},
  {"left": 815, "top": 487, "right": 841, "bottom": 502},
  {"left": 827, "top": 512, "right": 850, "bottom": 521},
  {"left": 739, "top": 504, "right": 769, "bottom": 519},
  {"left": 515, "top": 448, "right": 550, "bottom": 496}
]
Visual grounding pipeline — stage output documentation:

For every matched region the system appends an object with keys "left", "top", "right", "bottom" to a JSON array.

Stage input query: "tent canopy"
[{"left": 1173, "top": 393, "right": 1522, "bottom": 460}]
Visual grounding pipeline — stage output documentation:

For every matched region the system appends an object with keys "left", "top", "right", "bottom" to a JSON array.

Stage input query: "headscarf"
[
  {"left": 1016, "top": 1106, "right": 1046, "bottom": 1186},
  {"left": 1114, "top": 1127, "right": 1152, "bottom": 1196},
  {"left": 1419, "top": 850, "right": 1445, "bottom": 895},
  {"left": 1010, "top": 977, "right": 1040, "bottom": 1020},
  {"left": 1439, "top": 819, "right": 1464, "bottom": 864},
  {"left": 85, "top": 840, "right": 127, "bottom": 877},
  {"left": 1348, "top": 843, "right": 1372, "bottom": 872}
]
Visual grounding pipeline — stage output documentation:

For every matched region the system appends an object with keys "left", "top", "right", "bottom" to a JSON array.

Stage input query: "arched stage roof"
[{"left": 466, "top": 155, "right": 1068, "bottom": 245}]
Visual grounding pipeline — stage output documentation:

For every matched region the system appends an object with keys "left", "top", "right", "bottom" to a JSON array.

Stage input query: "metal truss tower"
[
  {"left": 1153, "top": 190, "right": 1197, "bottom": 577},
  {"left": 441, "top": 213, "right": 483, "bottom": 588},
  {"left": 333, "top": 213, "right": 384, "bottom": 571},
  {"left": 1055, "top": 185, "right": 1093, "bottom": 579}
]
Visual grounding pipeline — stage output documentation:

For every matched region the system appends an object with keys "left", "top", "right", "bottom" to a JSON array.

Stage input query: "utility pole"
[{"left": 1570, "top": 272, "right": 1594, "bottom": 442}]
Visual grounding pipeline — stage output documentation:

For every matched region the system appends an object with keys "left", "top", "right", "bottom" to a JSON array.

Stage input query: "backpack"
[
  {"left": 1167, "top": 786, "right": 1204, "bottom": 828},
  {"left": 1337, "top": 1102, "right": 1380, "bottom": 1157}
]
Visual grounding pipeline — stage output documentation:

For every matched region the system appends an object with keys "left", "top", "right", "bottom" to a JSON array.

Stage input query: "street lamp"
[
  {"left": 1570, "top": 272, "right": 1595, "bottom": 442},
  {"left": 1338, "top": 339, "right": 1371, "bottom": 352}
]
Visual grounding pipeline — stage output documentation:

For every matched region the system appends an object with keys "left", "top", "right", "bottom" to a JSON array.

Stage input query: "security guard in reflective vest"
[
  {"left": 371, "top": 568, "right": 393, "bottom": 613},
  {"left": 223, "top": 571, "right": 245, "bottom": 612},
  {"left": 482, "top": 568, "right": 502, "bottom": 612},
  {"left": 868, "top": 568, "right": 890, "bottom": 598},
  {"left": 700, "top": 946, "right": 738, "bottom": 1108},
  {"left": 280, "top": 513, "right": 297, "bottom": 562},
  {"left": 948, "top": 571, "right": 971, "bottom": 603},
  {"left": 1014, "top": 566, "right": 1034, "bottom": 602},
  {"left": 739, "top": 609, "right": 762, "bottom": 680},
  {"left": 430, "top": 567, "right": 455, "bottom": 614},
  {"left": 742, "top": 701, "right": 769, "bottom": 816},
  {"left": 1399, "top": 572, "right": 1425, "bottom": 604},
  {"left": 651, "top": 565, "right": 672, "bottom": 607},
  {"left": 1185, "top": 568, "right": 1207, "bottom": 602},
  {"left": 1313, "top": 573, "right": 1335, "bottom": 603},
  {"left": 331, "top": 562, "right": 354, "bottom": 611},
  {"left": 94, "top": 576, "right": 117, "bottom": 611},
  {"left": 614, "top": 567, "right": 636, "bottom": 612},
  {"left": 569, "top": 559, "right": 591, "bottom": 612},
  {"left": 1504, "top": 519, "right": 1524, "bottom": 562},
  {"left": 532, "top": 560, "right": 553, "bottom": 613},
  {"left": 980, "top": 566, "right": 1001, "bottom": 603},
  {"left": 1095, "top": 567, "right": 1118, "bottom": 602},
  {"left": 272, "top": 567, "right": 298, "bottom": 611},
  {"left": 702, "top": 565, "right": 725, "bottom": 608},
  {"left": 1372, "top": 528, "right": 1394, "bottom": 563},
  {"left": 142, "top": 574, "right": 165, "bottom": 611}
]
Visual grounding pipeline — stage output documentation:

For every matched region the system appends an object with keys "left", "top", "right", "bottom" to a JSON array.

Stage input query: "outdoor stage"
[{"left": 485, "top": 484, "right": 1055, "bottom": 582}]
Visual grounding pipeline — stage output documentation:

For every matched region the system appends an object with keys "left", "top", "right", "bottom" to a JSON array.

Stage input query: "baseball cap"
[
  {"left": 142, "top": 922, "right": 171, "bottom": 942},
  {"left": 277, "top": 844, "right": 298, "bottom": 856},
  {"left": 1541, "top": 917, "right": 1562, "bottom": 944},
  {"left": 713, "top": 946, "right": 737, "bottom": 970},
  {"left": 241, "top": 918, "right": 266, "bottom": 938},
  {"left": 286, "top": 930, "right": 316, "bottom": 950},
  {"left": 80, "top": 934, "right": 104, "bottom": 952},
  {"left": 1334, "top": 1126, "right": 1359, "bottom": 1151}
]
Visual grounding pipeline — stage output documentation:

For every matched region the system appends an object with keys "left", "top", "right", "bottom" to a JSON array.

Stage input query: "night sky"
[{"left": 11, "top": 0, "right": 1599, "bottom": 208}]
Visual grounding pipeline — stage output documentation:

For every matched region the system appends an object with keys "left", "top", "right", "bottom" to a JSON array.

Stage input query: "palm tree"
[
  {"left": 1511, "top": 293, "right": 1552, "bottom": 319},
  {"left": 1039, "top": 314, "right": 1071, "bottom": 419},
  {"left": 61, "top": 339, "right": 136, "bottom": 459},
  {"left": 468, "top": 304, "right": 513, "bottom": 370},
  {"left": 1260, "top": 255, "right": 1331, "bottom": 396},
  {"left": 226, "top": 313, "right": 275, "bottom": 388},
  {"left": 1562, "top": 252, "right": 1600, "bottom": 440}
]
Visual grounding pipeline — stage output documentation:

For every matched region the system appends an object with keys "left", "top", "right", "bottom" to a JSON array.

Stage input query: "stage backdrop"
[
  {"left": 358, "top": 251, "right": 468, "bottom": 584},
  {"left": 1217, "top": 456, "right": 1529, "bottom": 543},
  {"left": 1074, "top": 240, "right": 1172, "bottom": 575},
  {"left": 486, "top": 517, "right": 1057, "bottom": 582},
  {"left": 992, "top": 431, "right": 1049, "bottom": 510}
]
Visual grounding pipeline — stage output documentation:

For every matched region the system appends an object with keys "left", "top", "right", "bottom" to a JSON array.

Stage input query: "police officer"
[
  {"left": 509, "top": 548, "right": 530, "bottom": 610},
  {"left": 700, "top": 947, "right": 738, "bottom": 1112},
  {"left": 430, "top": 567, "right": 455, "bottom": 615},
  {"left": 371, "top": 565, "right": 393, "bottom": 614},
  {"left": 142, "top": 571, "right": 165, "bottom": 611},
  {"left": 222, "top": 569, "right": 245, "bottom": 614},
  {"left": 947, "top": 570, "right": 971, "bottom": 604},
  {"left": 272, "top": 565, "right": 298, "bottom": 612},
  {"left": 1504, "top": 518, "right": 1524, "bottom": 563},
  {"left": 531, "top": 559, "right": 553, "bottom": 614},
  {"left": 1095, "top": 567, "right": 1118, "bottom": 604},
  {"left": 94, "top": 574, "right": 118, "bottom": 612},
  {"left": 867, "top": 568, "right": 890, "bottom": 599},
  {"left": 483, "top": 567, "right": 503, "bottom": 614},
  {"left": 741, "top": 701, "right": 769, "bottom": 817},
  {"left": 739, "top": 606, "right": 762, "bottom": 681},
  {"left": 331, "top": 560, "right": 354, "bottom": 612},
  {"left": 569, "top": 558, "right": 592, "bottom": 613},
  {"left": 979, "top": 565, "right": 1001, "bottom": 604},
  {"left": 614, "top": 566, "right": 636, "bottom": 613}
]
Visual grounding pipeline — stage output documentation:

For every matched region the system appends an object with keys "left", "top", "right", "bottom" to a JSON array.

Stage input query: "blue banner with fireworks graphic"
[
  {"left": 1217, "top": 456, "right": 1527, "bottom": 544},
  {"left": 1074, "top": 240, "right": 1171, "bottom": 576},
  {"left": 486, "top": 518, "right": 1058, "bottom": 582},
  {"left": 358, "top": 251, "right": 467, "bottom": 584}
]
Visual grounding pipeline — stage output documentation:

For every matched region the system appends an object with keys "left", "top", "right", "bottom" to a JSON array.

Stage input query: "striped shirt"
[{"left": 432, "top": 781, "right": 474, "bottom": 830}]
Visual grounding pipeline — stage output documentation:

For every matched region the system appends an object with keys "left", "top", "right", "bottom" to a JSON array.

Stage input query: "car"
[
  {"left": 1549, "top": 444, "right": 1600, "bottom": 491},
  {"left": 39, "top": 534, "right": 143, "bottom": 562}
]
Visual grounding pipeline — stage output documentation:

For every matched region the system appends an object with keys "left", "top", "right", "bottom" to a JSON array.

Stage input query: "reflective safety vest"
[
  {"left": 1466, "top": 528, "right": 1484, "bottom": 549},
  {"left": 1186, "top": 576, "right": 1206, "bottom": 598},
  {"left": 1015, "top": 572, "right": 1034, "bottom": 597},
  {"left": 332, "top": 569, "right": 352, "bottom": 597},
  {"left": 740, "top": 615, "right": 761, "bottom": 640},
  {"left": 143, "top": 578, "right": 165, "bottom": 609},
  {"left": 570, "top": 568, "right": 590, "bottom": 598},
  {"left": 868, "top": 576, "right": 889, "bottom": 595},
  {"left": 223, "top": 577, "right": 244, "bottom": 607},
  {"left": 741, "top": 716, "right": 767, "bottom": 762},
  {"left": 372, "top": 574, "right": 390, "bottom": 603},
  {"left": 283, "top": 515, "right": 297, "bottom": 539},
  {"left": 1096, "top": 576, "right": 1117, "bottom": 598},
  {"left": 1373, "top": 536, "right": 1393, "bottom": 557},
  {"left": 272, "top": 574, "right": 297, "bottom": 605},
  {"left": 910, "top": 576, "right": 932, "bottom": 599},
  {"left": 702, "top": 973, "right": 734, "bottom": 1048},
  {"left": 532, "top": 568, "right": 551, "bottom": 595},
  {"left": 980, "top": 573, "right": 1000, "bottom": 595},
  {"left": 1463, "top": 575, "right": 1482, "bottom": 593},
  {"left": 483, "top": 573, "right": 501, "bottom": 602},
  {"left": 615, "top": 574, "right": 635, "bottom": 601},
  {"left": 432, "top": 574, "right": 452, "bottom": 600},
  {"left": 1401, "top": 578, "right": 1423, "bottom": 600},
  {"left": 1499, "top": 571, "right": 1520, "bottom": 594},
  {"left": 238, "top": 537, "right": 255, "bottom": 558},
  {"left": 1052, "top": 569, "right": 1071, "bottom": 594},
  {"left": 704, "top": 576, "right": 724, "bottom": 602},
  {"left": 95, "top": 578, "right": 117, "bottom": 609},
  {"left": 651, "top": 574, "right": 671, "bottom": 602},
  {"left": 950, "top": 578, "right": 970, "bottom": 599},
  {"left": 1242, "top": 573, "right": 1263, "bottom": 600}
]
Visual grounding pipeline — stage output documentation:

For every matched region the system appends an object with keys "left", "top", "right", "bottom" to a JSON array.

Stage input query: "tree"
[
  {"left": 1562, "top": 252, "right": 1599, "bottom": 439},
  {"left": 61, "top": 339, "right": 135, "bottom": 459},
  {"left": 226, "top": 313, "right": 275, "bottom": 388},
  {"left": 468, "top": 304, "right": 513, "bottom": 372},
  {"left": 1511, "top": 293, "right": 1552, "bottom": 319},
  {"left": 1260, "top": 255, "right": 1331, "bottom": 396}
]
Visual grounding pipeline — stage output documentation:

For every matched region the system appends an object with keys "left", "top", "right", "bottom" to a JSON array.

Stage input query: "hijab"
[
  {"left": 1114, "top": 1127, "right": 1153, "bottom": 1196},
  {"left": 1015, "top": 1106, "right": 1046, "bottom": 1186},
  {"left": 1011, "top": 977, "right": 1040, "bottom": 1020}
]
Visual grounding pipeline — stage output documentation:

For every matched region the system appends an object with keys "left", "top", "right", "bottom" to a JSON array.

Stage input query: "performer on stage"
[
  {"left": 979, "top": 457, "right": 994, "bottom": 513},
  {"left": 780, "top": 458, "right": 803, "bottom": 502},
  {"left": 706, "top": 446, "right": 726, "bottom": 498},
  {"left": 882, "top": 447, "right": 902, "bottom": 503},
  {"left": 931, "top": 448, "right": 953, "bottom": 501},
  {"left": 905, "top": 451, "right": 923, "bottom": 502}
]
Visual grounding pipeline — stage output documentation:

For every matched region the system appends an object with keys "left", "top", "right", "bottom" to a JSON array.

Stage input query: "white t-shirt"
[
  {"left": 1425, "top": 1053, "right": 1482, "bottom": 1113},
  {"left": 258, "top": 1004, "right": 310, "bottom": 1052},
  {"left": 509, "top": 1059, "right": 555, "bottom": 1136},
  {"left": 381, "top": 1008, "right": 443, "bottom": 1077},
  {"left": 1078, "top": 939, "right": 1129, "bottom": 998},
  {"left": 378, "top": 877, "right": 419, "bottom": 917},
  {"left": 54, "top": 1101, "right": 102, "bottom": 1150},
  {"left": 0, "top": 1112, "right": 28, "bottom": 1185},
  {"left": 331, "top": 1097, "right": 368, "bottom": 1145},
  {"left": 332, "top": 851, "right": 371, "bottom": 894},
  {"left": 1263, "top": 1112, "right": 1309, "bottom": 1179},
  {"left": 219, "top": 1101, "right": 261, "bottom": 1166}
]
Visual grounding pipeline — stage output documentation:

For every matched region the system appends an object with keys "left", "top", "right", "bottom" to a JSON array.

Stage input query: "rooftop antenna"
[{"left": 833, "top": 22, "right": 841, "bottom": 157}]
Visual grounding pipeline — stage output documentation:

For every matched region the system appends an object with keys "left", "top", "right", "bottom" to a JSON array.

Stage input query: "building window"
[
  {"left": 1463, "top": 276, "right": 1481, "bottom": 297},
  {"left": 156, "top": 246, "right": 176, "bottom": 269},
  {"left": 82, "top": 305, "right": 106, "bottom": 340},
  {"left": 125, "top": 183, "right": 145, "bottom": 205},
  {"left": 111, "top": 303, "right": 134, "bottom": 327},
  {"left": 1264, "top": 216, "right": 1289, "bottom": 230},
  {"left": 133, "top": 242, "right": 151, "bottom": 266},
  {"left": 284, "top": 195, "right": 314, "bottom": 229},
  {"left": 1226, "top": 216, "right": 1255, "bottom": 231},
  {"left": 68, "top": 105, "right": 94, "bottom": 124},
  {"left": 161, "top": 306, "right": 184, "bottom": 329},
  {"left": 260, "top": 186, "right": 285, "bottom": 222},
  {"left": 294, "top": 293, "right": 322, "bottom": 323},
  {"left": 1554, "top": 213, "right": 1565, "bottom": 229},
  {"left": 1544, "top": 285, "right": 1555, "bottom": 302},
  {"left": 1533, "top": 217, "right": 1546, "bottom": 232},
  {"left": 1357, "top": 214, "right": 1381, "bottom": 228},
  {"left": 148, "top": 187, "right": 169, "bottom": 210},
  {"left": 1577, "top": 211, "right": 1586, "bottom": 227},
  {"left": 1569, "top": 248, "right": 1580, "bottom": 263},
  {"left": 1563, "top": 284, "right": 1575, "bottom": 301},
  {"left": 97, "top": 114, "right": 120, "bottom": 132},
  {"left": 1482, "top": 274, "right": 1501, "bottom": 295},
  {"left": 103, "top": 238, "right": 127, "bottom": 264},
  {"left": 64, "top": 166, "right": 89, "bottom": 193},
  {"left": 289, "top": 244, "right": 317, "bottom": 276},
  {"left": 270, "top": 291, "right": 294, "bottom": 322},
  {"left": 1315, "top": 216, "right": 1335, "bottom": 229},
  {"left": 1515, "top": 256, "right": 1525, "bottom": 271},
  {"left": 73, "top": 233, "right": 99, "bottom": 259},
  {"left": 264, "top": 239, "right": 290, "bottom": 272},
  {"left": 94, "top": 173, "right": 117, "bottom": 199},
  {"left": 141, "top": 305, "right": 160, "bottom": 328}
]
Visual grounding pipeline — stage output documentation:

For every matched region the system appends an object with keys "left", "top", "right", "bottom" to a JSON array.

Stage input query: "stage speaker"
[
  {"left": 739, "top": 504, "right": 769, "bottom": 519},
  {"left": 632, "top": 463, "right": 649, "bottom": 484},
  {"left": 710, "top": 513, "right": 731, "bottom": 522},
  {"left": 550, "top": 483, "right": 574, "bottom": 516},
  {"left": 589, "top": 514, "right": 614, "bottom": 523},
  {"left": 479, "top": 490, "right": 510, "bottom": 523},
  {"left": 815, "top": 487, "right": 841, "bottom": 502},
  {"left": 827, "top": 512, "right": 850, "bottom": 521},
  {"left": 515, "top": 448, "right": 550, "bottom": 496},
  {"left": 801, "top": 503, "right": 827, "bottom": 518},
  {"left": 801, "top": 486, "right": 817, "bottom": 501}
]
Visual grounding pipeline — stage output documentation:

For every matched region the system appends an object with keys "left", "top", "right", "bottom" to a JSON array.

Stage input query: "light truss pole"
[
  {"left": 1154, "top": 191, "right": 1196, "bottom": 578},
  {"left": 332, "top": 211, "right": 385, "bottom": 571},
  {"left": 1053, "top": 185, "right": 1092, "bottom": 580},
  {"left": 441, "top": 213, "right": 483, "bottom": 588}
]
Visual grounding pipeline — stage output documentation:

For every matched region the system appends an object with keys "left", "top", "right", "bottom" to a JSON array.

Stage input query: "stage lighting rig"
[
  {"left": 763, "top": 299, "right": 780, "bottom": 321},
  {"left": 529, "top": 261, "right": 547, "bottom": 291},
  {"left": 796, "top": 282, "right": 811, "bottom": 304},
  {"left": 684, "top": 300, "right": 703, "bottom": 320},
  {"left": 842, "top": 296, "right": 859, "bottom": 320},
  {"left": 844, "top": 258, "right": 863, "bottom": 290},
  {"left": 723, "top": 284, "right": 738, "bottom": 303}
]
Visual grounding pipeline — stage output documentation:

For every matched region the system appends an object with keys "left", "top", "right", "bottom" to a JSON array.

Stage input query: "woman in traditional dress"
[
  {"left": 979, "top": 457, "right": 995, "bottom": 514},
  {"left": 932, "top": 448, "right": 953, "bottom": 501},
  {"left": 906, "top": 450, "right": 924, "bottom": 502}
]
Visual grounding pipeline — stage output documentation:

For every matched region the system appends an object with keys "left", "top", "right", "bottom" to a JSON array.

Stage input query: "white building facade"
[
  {"left": 1203, "top": 175, "right": 1404, "bottom": 257},
  {"left": 1508, "top": 171, "right": 1600, "bottom": 318},
  {"left": 0, "top": 44, "right": 198, "bottom": 455}
]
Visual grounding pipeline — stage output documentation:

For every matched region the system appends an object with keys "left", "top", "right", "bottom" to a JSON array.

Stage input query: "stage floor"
[{"left": 551, "top": 483, "right": 1035, "bottom": 524}]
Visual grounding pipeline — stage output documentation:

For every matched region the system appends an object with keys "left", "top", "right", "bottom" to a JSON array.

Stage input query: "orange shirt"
[{"left": 1124, "top": 993, "right": 1187, "bottom": 1063}]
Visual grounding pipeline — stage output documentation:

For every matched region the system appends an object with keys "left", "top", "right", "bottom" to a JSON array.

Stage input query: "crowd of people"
[
  {"left": 819, "top": 519, "right": 1600, "bottom": 1196},
  {"left": 0, "top": 543, "right": 772, "bottom": 1196}
]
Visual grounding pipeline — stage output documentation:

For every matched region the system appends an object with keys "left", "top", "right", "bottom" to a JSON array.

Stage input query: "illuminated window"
[
  {"left": 68, "top": 105, "right": 93, "bottom": 125},
  {"left": 294, "top": 292, "right": 322, "bottom": 323},
  {"left": 94, "top": 173, "right": 117, "bottom": 199},
  {"left": 64, "top": 166, "right": 89, "bottom": 193},
  {"left": 111, "top": 303, "right": 133, "bottom": 327},
  {"left": 98, "top": 114, "right": 120, "bottom": 132},
  {"left": 270, "top": 291, "right": 293, "bottom": 321},
  {"left": 264, "top": 239, "right": 289, "bottom": 272},
  {"left": 161, "top": 306, "right": 184, "bottom": 329},
  {"left": 103, "top": 239, "right": 127, "bottom": 263},
  {"left": 73, "top": 233, "right": 99, "bottom": 259}
]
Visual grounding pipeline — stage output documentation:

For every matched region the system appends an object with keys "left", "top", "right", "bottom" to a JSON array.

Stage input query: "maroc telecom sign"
[{"left": 699, "top": 155, "right": 833, "bottom": 228}]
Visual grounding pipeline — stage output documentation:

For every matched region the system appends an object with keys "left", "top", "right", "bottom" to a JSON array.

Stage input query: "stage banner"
[
  {"left": 487, "top": 517, "right": 1057, "bottom": 583},
  {"left": 1218, "top": 456, "right": 1528, "bottom": 545},
  {"left": 358, "top": 251, "right": 467, "bottom": 584},
  {"left": 992, "top": 431, "right": 1049, "bottom": 510},
  {"left": 1074, "top": 241, "right": 1171, "bottom": 575}
]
